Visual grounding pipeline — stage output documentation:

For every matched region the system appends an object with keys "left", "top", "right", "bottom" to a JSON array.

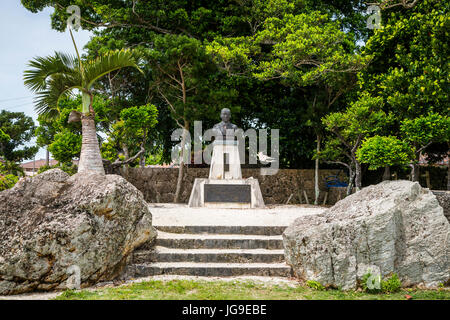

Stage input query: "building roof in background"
[
  {"left": 419, "top": 155, "right": 449, "bottom": 166},
  {"left": 21, "top": 159, "right": 58, "bottom": 170}
]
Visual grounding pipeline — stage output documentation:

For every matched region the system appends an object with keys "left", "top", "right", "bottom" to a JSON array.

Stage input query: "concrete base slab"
[
  {"left": 150, "top": 203, "right": 325, "bottom": 227},
  {"left": 188, "top": 178, "right": 265, "bottom": 208}
]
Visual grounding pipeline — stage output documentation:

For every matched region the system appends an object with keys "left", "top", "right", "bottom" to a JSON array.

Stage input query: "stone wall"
[{"left": 119, "top": 167, "right": 348, "bottom": 205}]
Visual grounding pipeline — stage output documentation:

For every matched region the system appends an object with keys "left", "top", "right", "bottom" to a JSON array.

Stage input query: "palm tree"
[{"left": 24, "top": 32, "right": 141, "bottom": 175}]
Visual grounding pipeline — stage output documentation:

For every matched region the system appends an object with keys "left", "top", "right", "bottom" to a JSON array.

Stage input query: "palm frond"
[
  {"left": 83, "top": 49, "right": 142, "bottom": 89},
  {"left": 33, "top": 73, "right": 82, "bottom": 119},
  {"left": 24, "top": 52, "right": 78, "bottom": 92}
]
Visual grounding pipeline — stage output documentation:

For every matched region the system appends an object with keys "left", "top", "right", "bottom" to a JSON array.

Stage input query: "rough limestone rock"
[
  {"left": 283, "top": 180, "right": 449, "bottom": 290},
  {"left": 0, "top": 169, "right": 157, "bottom": 295},
  {"left": 432, "top": 191, "right": 450, "bottom": 223}
]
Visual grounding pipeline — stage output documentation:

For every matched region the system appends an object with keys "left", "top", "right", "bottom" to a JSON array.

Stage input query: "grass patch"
[{"left": 54, "top": 279, "right": 450, "bottom": 300}]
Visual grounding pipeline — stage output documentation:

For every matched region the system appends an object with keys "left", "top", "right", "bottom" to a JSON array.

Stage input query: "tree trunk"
[
  {"left": 140, "top": 153, "right": 146, "bottom": 167},
  {"left": 314, "top": 135, "right": 321, "bottom": 205},
  {"left": 46, "top": 148, "right": 50, "bottom": 167},
  {"left": 411, "top": 153, "right": 420, "bottom": 182},
  {"left": 174, "top": 125, "right": 189, "bottom": 203},
  {"left": 122, "top": 144, "right": 130, "bottom": 176},
  {"left": 346, "top": 167, "right": 355, "bottom": 196},
  {"left": 382, "top": 165, "right": 390, "bottom": 181},
  {"left": 447, "top": 159, "right": 450, "bottom": 191},
  {"left": 448, "top": 143, "right": 450, "bottom": 190},
  {"left": 354, "top": 159, "right": 362, "bottom": 191},
  {"left": 78, "top": 115, "right": 105, "bottom": 175}
]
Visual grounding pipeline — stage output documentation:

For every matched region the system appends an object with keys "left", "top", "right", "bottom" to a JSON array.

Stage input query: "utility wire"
[
  {"left": 0, "top": 102, "right": 35, "bottom": 110},
  {"left": 0, "top": 95, "right": 33, "bottom": 103}
]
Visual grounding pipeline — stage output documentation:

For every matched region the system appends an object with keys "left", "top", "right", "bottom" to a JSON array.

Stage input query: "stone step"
[
  {"left": 155, "top": 225, "right": 287, "bottom": 236},
  {"left": 133, "top": 247, "right": 286, "bottom": 263},
  {"left": 129, "top": 262, "right": 292, "bottom": 277},
  {"left": 155, "top": 231, "right": 284, "bottom": 249}
]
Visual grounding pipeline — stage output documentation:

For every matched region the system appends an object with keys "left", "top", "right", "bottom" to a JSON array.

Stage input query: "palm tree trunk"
[{"left": 78, "top": 115, "right": 105, "bottom": 175}]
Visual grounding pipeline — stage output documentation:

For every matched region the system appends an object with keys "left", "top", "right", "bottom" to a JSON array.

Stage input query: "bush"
[
  {"left": 306, "top": 280, "right": 325, "bottom": 291},
  {"left": 0, "top": 174, "right": 19, "bottom": 191},
  {"left": 381, "top": 274, "right": 402, "bottom": 293},
  {"left": 0, "top": 160, "right": 24, "bottom": 177},
  {"left": 361, "top": 271, "right": 402, "bottom": 294}
]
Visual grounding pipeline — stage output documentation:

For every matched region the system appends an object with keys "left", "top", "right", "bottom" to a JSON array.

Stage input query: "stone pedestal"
[
  {"left": 209, "top": 141, "right": 242, "bottom": 179},
  {"left": 188, "top": 137, "right": 265, "bottom": 208},
  {"left": 188, "top": 178, "right": 265, "bottom": 208}
]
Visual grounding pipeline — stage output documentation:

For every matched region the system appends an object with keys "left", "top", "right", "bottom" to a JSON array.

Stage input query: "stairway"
[{"left": 124, "top": 225, "right": 292, "bottom": 278}]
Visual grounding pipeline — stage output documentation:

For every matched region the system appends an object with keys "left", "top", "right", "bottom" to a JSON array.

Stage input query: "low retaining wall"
[{"left": 119, "top": 167, "right": 347, "bottom": 205}]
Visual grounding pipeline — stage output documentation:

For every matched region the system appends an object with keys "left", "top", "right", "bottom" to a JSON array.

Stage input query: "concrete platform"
[{"left": 150, "top": 203, "right": 325, "bottom": 227}]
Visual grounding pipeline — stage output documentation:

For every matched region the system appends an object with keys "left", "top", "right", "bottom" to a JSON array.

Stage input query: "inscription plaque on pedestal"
[{"left": 204, "top": 184, "right": 251, "bottom": 203}]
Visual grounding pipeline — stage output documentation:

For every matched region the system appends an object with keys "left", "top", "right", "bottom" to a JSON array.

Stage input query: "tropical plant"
[{"left": 24, "top": 30, "right": 142, "bottom": 174}]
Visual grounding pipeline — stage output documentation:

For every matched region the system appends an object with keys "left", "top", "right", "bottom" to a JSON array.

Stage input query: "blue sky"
[{"left": 0, "top": 1, "right": 92, "bottom": 161}]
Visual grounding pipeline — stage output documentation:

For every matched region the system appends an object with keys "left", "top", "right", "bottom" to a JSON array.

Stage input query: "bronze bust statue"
[{"left": 213, "top": 108, "right": 238, "bottom": 141}]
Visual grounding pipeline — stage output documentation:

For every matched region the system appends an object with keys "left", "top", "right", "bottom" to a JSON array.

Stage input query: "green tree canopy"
[{"left": 0, "top": 110, "right": 38, "bottom": 162}]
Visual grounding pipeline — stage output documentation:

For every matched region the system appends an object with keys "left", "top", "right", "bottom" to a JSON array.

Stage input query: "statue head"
[{"left": 220, "top": 108, "right": 231, "bottom": 123}]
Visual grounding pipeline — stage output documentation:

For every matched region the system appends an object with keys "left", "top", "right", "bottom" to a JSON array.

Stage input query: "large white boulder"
[
  {"left": 283, "top": 180, "right": 449, "bottom": 290},
  {"left": 0, "top": 169, "right": 156, "bottom": 295}
]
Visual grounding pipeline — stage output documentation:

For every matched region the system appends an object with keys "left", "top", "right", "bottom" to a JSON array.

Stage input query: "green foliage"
[
  {"left": 21, "top": 0, "right": 368, "bottom": 40},
  {"left": 322, "top": 94, "right": 388, "bottom": 140},
  {"left": 306, "top": 280, "right": 325, "bottom": 291},
  {"left": 142, "top": 34, "right": 237, "bottom": 127},
  {"left": 0, "top": 160, "right": 24, "bottom": 177},
  {"left": 21, "top": 0, "right": 448, "bottom": 175},
  {"left": 0, "top": 160, "right": 22, "bottom": 191},
  {"left": 48, "top": 129, "right": 82, "bottom": 164},
  {"left": 101, "top": 104, "right": 159, "bottom": 163},
  {"left": 252, "top": 11, "right": 364, "bottom": 85},
  {"left": 400, "top": 113, "right": 450, "bottom": 149},
  {"left": 356, "top": 0, "right": 449, "bottom": 166},
  {"left": 0, "top": 174, "right": 18, "bottom": 191},
  {"left": 145, "top": 147, "right": 164, "bottom": 166},
  {"left": 0, "top": 110, "right": 38, "bottom": 162},
  {"left": 357, "top": 136, "right": 414, "bottom": 170},
  {"left": 25, "top": 0, "right": 368, "bottom": 169},
  {"left": 361, "top": 271, "right": 402, "bottom": 294},
  {"left": 361, "top": 271, "right": 381, "bottom": 294},
  {"left": 24, "top": 49, "right": 141, "bottom": 117},
  {"left": 381, "top": 274, "right": 402, "bottom": 294},
  {"left": 53, "top": 279, "right": 449, "bottom": 300},
  {"left": 359, "top": 0, "right": 448, "bottom": 119},
  {"left": 120, "top": 104, "right": 158, "bottom": 135}
]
